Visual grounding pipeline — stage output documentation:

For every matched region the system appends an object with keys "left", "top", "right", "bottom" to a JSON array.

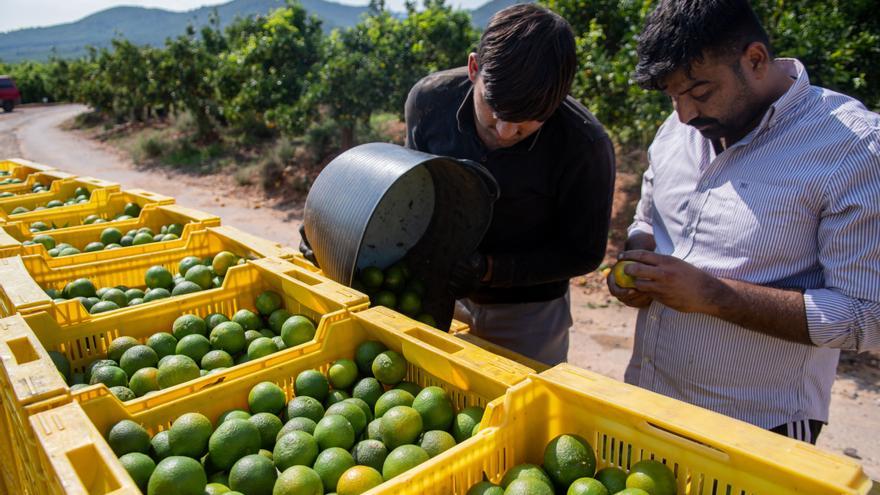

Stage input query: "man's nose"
[
  {"left": 495, "top": 120, "right": 517, "bottom": 140},
  {"left": 674, "top": 97, "right": 698, "bottom": 124}
]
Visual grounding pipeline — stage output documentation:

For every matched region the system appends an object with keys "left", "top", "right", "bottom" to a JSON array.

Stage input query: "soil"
[{"left": 1, "top": 104, "right": 877, "bottom": 481}]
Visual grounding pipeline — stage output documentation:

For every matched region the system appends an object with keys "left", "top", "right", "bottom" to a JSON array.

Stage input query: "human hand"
[
  {"left": 618, "top": 250, "right": 723, "bottom": 314},
  {"left": 448, "top": 252, "right": 488, "bottom": 298},
  {"left": 606, "top": 264, "right": 654, "bottom": 308},
  {"left": 298, "top": 224, "right": 318, "bottom": 266}
]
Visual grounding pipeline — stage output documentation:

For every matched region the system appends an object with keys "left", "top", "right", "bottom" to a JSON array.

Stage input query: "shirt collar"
[
  {"left": 756, "top": 58, "right": 811, "bottom": 133},
  {"left": 455, "top": 84, "right": 544, "bottom": 154}
]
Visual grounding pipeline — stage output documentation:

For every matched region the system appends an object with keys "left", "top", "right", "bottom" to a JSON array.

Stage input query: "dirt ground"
[{"left": 1, "top": 104, "right": 877, "bottom": 482}]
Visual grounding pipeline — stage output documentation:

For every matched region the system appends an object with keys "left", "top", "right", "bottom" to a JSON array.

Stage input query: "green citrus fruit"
[
  {"left": 452, "top": 406, "right": 484, "bottom": 443},
  {"left": 107, "top": 419, "right": 151, "bottom": 456},
  {"left": 145, "top": 265, "right": 174, "bottom": 289},
  {"left": 360, "top": 267, "right": 384, "bottom": 289},
  {"left": 169, "top": 412, "right": 213, "bottom": 458},
  {"left": 467, "top": 481, "right": 503, "bottom": 495},
  {"left": 129, "top": 367, "right": 160, "bottom": 397},
  {"left": 210, "top": 321, "right": 247, "bottom": 354},
  {"left": 176, "top": 334, "right": 211, "bottom": 363},
  {"left": 202, "top": 349, "right": 235, "bottom": 370},
  {"left": 351, "top": 439, "right": 388, "bottom": 473},
  {"left": 90, "top": 365, "right": 128, "bottom": 388},
  {"left": 281, "top": 315, "right": 316, "bottom": 348},
  {"left": 248, "top": 413, "right": 283, "bottom": 450},
  {"left": 286, "top": 395, "right": 325, "bottom": 423},
  {"left": 255, "top": 291, "right": 282, "bottom": 316},
  {"left": 247, "top": 337, "right": 277, "bottom": 361},
  {"left": 273, "top": 466, "right": 323, "bottom": 495},
  {"left": 374, "top": 389, "right": 414, "bottom": 418},
  {"left": 314, "top": 414, "right": 356, "bottom": 451},
  {"left": 185, "top": 265, "right": 214, "bottom": 290},
  {"left": 248, "top": 381, "right": 286, "bottom": 415},
  {"left": 380, "top": 405, "right": 423, "bottom": 449},
  {"left": 233, "top": 309, "right": 262, "bottom": 331},
  {"left": 595, "top": 467, "right": 628, "bottom": 494},
  {"left": 120, "top": 345, "right": 159, "bottom": 377},
  {"left": 328, "top": 358, "right": 358, "bottom": 390},
  {"left": 119, "top": 452, "right": 155, "bottom": 491},
  {"left": 157, "top": 355, "right": 200, "bottom": 389},
  {"left": 212, "top": 251, "right": 237, "bottom": 276},
  {"left": 293, "top": 369, "right": 329, "bottom": 402},
  {"left": 612, "top": 261, "right": 637, "bottom": 288},
  {"left": 500, "top": 464, "right": 552, "bottom": 488},
  {"left": 325, "top": 401, "right": 367, "bottom": 437},
  {"left": 412, "top": 386, "right": 454, "bottom": 431},
  {"left": 625, "top": 460, "right": 676, "bottom": 495},
  {"left": 371, "top": 350, "right": 407, "bottom": 385},
  {"left": 313, "top": 447, "right": 356, "bottom": 493},
  {"left": 568, "top": 477, "right": 609, "bottom": 495},
  {"left": 208, "top": 418, "right": 262, "bottom": 471},
  {"left": 352, "top": 377, "right": 384, "bottom": 409},
  {"left": 147, "top": 456, "right": 207, "bottom": 495},
  {"left": 420, "top": 430, "right": 457, "bottom": 457},
  {"left": 273, "top": 430, "right": 319, "bottom": 472},
  {"left": 543, "top": 434, "right": 596, "bottom": 487},
  {"left": 382, "top": 444, "right": 429, "bottom": 480},
  {"left": 229, "top": 454, "right": 277, "bottom": 495},
  {"left": 277, "top": 417, "right": 317, "bottom": 440}
]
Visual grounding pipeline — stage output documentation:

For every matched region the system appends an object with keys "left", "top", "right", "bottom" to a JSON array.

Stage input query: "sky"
[{"left": 0, "top": 0, "right": 488, "bottom": 32}]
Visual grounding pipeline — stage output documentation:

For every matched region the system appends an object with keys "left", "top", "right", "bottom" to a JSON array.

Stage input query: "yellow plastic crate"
[
  {"left": 0, "top": 204, "right": 221, "bottom": 261},
  {"left": 0, "top": 189, "right": 175, "bottom": 237},
  {"left": 0, "top": 257, "right": 368, "bottom": 495},
  {"left": 0, "top": 313, "right": 72, "bottom": 495},
  {"left": 0, "top": 177, "right": 120, "bottom": 222},
  {"left": 383, "top": 364, "right": 872, "bottom": 495},
  {"left": 0, "top": 226, "right": 304, "bottom": 322},
  {"left": 27, "top": 306, "right": 535, "bottom": 495},
  {"left": 0, "top": 158, "right": 57, "bottom": 182},
  {"left": 0, "top": 170, "right": 76, "bottom": 195}
]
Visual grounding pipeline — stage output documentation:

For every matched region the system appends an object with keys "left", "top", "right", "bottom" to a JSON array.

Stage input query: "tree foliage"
[{"left": 0, "top": 0, "right": 876, "bottom": 149}]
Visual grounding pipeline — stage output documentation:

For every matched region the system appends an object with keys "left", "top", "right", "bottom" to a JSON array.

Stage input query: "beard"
[{"left": 688, "top": 83, "right": 770, "bottom": 144}]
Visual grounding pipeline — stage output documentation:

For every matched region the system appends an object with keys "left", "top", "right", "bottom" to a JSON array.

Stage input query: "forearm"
[
  {"left": 489, "top": 242, "right": 605, "bottom": 288},
  {"left": 704, "top": 278, "right": 811, "bottom": 345}
]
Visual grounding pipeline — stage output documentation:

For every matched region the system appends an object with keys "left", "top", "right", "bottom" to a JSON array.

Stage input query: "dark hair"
[
  {"left": 477, "top": 4, "right": 576, "bottom": 122},
  {"left": 633, "top": 0, "right": 771, "bottom": 90}
]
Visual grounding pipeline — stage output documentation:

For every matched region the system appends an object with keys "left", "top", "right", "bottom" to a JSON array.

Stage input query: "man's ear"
[
  {"left": 467, "top": 53, "right": 479, "bottom": 83},
  {"left": 743, "top": 42, "right": 771, "bottom": 80}
]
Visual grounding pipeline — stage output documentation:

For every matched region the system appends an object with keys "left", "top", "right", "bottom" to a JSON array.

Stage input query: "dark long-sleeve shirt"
[{"left": 405, "top": 67, "right": 615, "bottom": 304}]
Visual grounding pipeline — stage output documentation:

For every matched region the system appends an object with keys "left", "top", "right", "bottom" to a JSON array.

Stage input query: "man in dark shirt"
[{"left": 405, "top": 4, "right": 615, "bottom": 364}]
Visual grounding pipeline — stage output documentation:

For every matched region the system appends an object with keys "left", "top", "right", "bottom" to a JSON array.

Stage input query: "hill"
[{"left": 0, "top": 0, "right": 525, "bottom": 63}]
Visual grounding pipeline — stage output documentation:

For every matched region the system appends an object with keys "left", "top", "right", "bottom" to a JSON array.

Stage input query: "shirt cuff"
[
  {"left": 803, "top": 289, "right": 859, "bottom": 350},
  {"left": 627, "top": 221, "right": 654, "bottom": 238}
]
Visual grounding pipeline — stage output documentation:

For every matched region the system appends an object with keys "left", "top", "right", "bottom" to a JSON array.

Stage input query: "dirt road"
[
  {"left": 1, "top": 104, "right": 876, "bottom": 480},
  {"left": 0, "top": 104, "right": 304, "bottom": 248}
]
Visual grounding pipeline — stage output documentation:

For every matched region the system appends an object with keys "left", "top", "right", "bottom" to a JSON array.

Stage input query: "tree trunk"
[{"left": 341, "top": 124, "right": 355, "bottom": 151}]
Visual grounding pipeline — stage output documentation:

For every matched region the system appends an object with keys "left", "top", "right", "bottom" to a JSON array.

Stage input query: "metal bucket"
[{"left": 303, "top": 143, "right": 498, "bottom": 329}]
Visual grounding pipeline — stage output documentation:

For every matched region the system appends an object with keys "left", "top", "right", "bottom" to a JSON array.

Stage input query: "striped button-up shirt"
[{"left": 625, "top": 59, "right": 880, "bottom": 428}]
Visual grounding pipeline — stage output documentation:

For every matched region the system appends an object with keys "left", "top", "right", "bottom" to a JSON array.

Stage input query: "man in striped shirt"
[{"left": 608, "top": 0, "right": 880, "bottom": 443}]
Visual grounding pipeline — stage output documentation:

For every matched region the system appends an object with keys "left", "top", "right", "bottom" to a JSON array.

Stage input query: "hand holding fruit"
[
  {"left": 616, "top": 250, "right": 724, "bottom": 314},
  {"left": 607, "top": 260, "right": 653, "bottom": 308}
]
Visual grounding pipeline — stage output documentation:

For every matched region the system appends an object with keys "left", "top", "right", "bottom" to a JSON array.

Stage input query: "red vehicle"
[{"left": 0, "top": 76, "right": 21, "bottom": 112}]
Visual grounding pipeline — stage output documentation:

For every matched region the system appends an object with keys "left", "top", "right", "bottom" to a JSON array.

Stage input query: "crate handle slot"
[
  {"left": 65, "top": 443, "right": 124, "bottom": 493},
  {"left": 642, "top": 421, "right": 730, "bottom": 460},
  {"left": 5, "top": 335, "right": 39, "bottom": 365}
]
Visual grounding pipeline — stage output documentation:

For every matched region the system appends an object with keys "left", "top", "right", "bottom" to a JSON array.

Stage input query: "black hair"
[
  {"left": 633, "top": 0, "right": 771, "bottom": 90},
  {"left": 477, "top": 4, "right": 576, "bottom": 122}
]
